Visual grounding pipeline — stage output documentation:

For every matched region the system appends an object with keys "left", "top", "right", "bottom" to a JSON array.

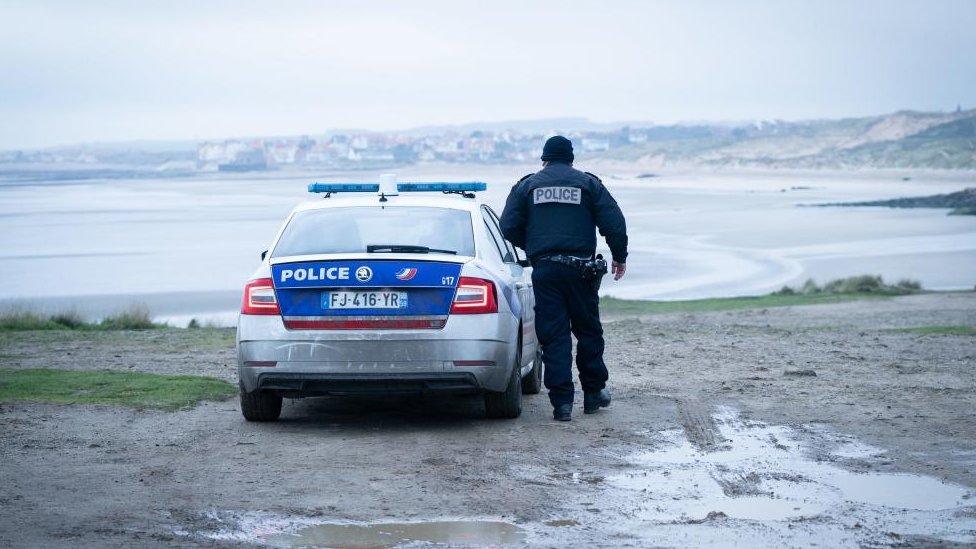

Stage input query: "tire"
[
  {"left": 240, "top": 384, "right": 282, "bottom": 422},
  {"left": 522, "top": 346, "right": 543, "bottom": 395},
  {"left": 485, "top": 354, "right": 523, "bottom": 419}
]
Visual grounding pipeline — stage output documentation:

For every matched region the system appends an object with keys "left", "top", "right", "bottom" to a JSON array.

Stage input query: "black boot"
[
  {"left": 583, "top": 388, "right": 611, "bottom": 414},
  {"left": 553, "top": 404, "right": 573, "bottom": 422}
]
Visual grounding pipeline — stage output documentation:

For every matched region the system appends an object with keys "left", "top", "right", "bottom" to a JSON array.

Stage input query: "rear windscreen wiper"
[{"left": 366, "top": 244, "right": 458, "bottom": 255}]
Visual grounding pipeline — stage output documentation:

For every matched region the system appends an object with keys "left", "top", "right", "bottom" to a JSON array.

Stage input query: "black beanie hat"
[{"left": 541, "top": 135, "right": 574, "bottom": 163}]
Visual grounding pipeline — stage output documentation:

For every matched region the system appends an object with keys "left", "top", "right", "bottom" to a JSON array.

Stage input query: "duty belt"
[
  {"left": 540, "top": 254, "right": 590, "bottom": 266},
  {"left": 540, "top": 254, "right": 608, "bottom": 280}
]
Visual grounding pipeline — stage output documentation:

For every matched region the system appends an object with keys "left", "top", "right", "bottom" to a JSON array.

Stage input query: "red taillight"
[
  {"left": 450, "top": 277, "right": 498, "bottom": 314},
  {"left": 241, "top": 278, "right": 280, "bottom": 315}
]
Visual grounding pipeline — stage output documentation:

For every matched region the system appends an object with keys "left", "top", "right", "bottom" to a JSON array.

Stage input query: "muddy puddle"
[
  {"left": 190, "top": 408, "right": 975, "bottom": 547},
  {"left": 267, "top": 520, "right": 525, "bottom": 547},
  {"left": 593, "top": 407, "right": 976, "bottom": 546},
  {"left": 192, "top": 512, "right": 527, "bottom": 547}
]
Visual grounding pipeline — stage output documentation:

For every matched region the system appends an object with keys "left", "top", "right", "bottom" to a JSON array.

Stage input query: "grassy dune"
[
  {"left": 600, "top": 292, "right": 887, "bottom": 316},
  {"left": 0, "top": 304, "right": 163, "bottom": 331},
  {"left": 601, "top": 275, "right": 924, "bottom": 316}
]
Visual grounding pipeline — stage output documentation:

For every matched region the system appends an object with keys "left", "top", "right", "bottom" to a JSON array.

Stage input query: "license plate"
[{"left": 323, "top": 291, "right": 408, "bottom": 310}]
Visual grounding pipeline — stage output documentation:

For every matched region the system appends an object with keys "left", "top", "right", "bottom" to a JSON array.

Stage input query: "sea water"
[{"left": 1, "top": 165, "right": 973, "bottom": 323}]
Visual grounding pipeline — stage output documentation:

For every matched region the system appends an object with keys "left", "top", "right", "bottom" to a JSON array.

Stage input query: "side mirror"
[
  {"left": 260, "top": 250, "right": 268, "bottom": 261},
  {"left": 517, "top": 258, "right": 531, "bottom": 268}
]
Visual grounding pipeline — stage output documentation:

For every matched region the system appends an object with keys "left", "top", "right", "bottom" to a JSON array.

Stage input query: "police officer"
[{"left": 500, "top": 136, "right": 628, "bottom": 421}]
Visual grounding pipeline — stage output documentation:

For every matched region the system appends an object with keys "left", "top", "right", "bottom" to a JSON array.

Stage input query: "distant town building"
[{"left": 187, "top": 123, "right": 658, "bottom": 171}]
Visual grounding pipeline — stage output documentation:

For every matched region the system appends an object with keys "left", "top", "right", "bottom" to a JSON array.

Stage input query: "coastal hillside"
[
  {"left": 605, "top": 109, "right": 976, "bottom": 170},
  {"left": 3, "top": 109, "right": 975, "bottom": 175}
]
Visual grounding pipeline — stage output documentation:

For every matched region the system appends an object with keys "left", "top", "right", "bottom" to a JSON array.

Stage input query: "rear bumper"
[
  {"left": 254, "top": 371, "right": 481, "bottom": 396},
  {"left": 237, "top": 313, "right": 518, "bottom": 393}
]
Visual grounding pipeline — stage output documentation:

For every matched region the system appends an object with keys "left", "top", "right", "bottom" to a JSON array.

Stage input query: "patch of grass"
[
  {"left": 0, "top": 368, "right": 236, "bottom": 410},
  {"left": 893, "top": 326, "right": 976, "bottom": 336},
  {"left": 0, "top": 326, "right": 236, "bottom": 350},
  {"left": 600, "top": 275, "right": 927, "bottom": 316},
  {"left": 0, "top": 304, "right": 166, "bottom": 331},
  {"left": 773, "top": 275, "right": 921, "bottom": 296},
  {"left": 0, "top": 310, "right": 86, "bottom": 331},
  {"left": 600, "top": 292, "right": 886, "bottom": 316},
  {"left": 186, "top": 317, "right": 225, "bottom": 329},
  {"left": 163, "top": 327, "right": 237, "bottom": 351},
  {"left": 51, "top": 310, "right": 86, "bottom": 329},
  {"left": 97, "top": 304, "right": 160, "bottom": 330}
]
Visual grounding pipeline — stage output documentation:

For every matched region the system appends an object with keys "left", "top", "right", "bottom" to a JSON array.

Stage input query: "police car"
[{"left": 237, "top": 175, "right": 541, "bottom": 421}]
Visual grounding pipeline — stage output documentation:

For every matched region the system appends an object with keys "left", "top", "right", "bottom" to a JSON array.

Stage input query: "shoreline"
[
  {"left": 4, "top": 285, "right": 971, "bottom": 329},
  {"left": 3, "top": 162, "right": 976, "bottom": 187},
  {"left": 3, "top": 170, "right": 974, "bottom": 312}
]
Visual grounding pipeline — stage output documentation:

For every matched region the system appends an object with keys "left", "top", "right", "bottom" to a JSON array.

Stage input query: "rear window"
[{"left": 272, "top": 206, "right": 475, "bottom": 257}]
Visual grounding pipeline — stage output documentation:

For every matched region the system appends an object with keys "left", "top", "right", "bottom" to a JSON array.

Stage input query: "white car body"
[{"left": 236, "top": 186, "right": 540, "bottom": 420}]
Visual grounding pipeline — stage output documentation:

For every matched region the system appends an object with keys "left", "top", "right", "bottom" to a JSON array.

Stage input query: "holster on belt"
[{"left": 542, "top": 254, "right": 608, "bottom": 290}]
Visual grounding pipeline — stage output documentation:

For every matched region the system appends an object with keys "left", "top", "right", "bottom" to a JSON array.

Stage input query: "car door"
[{"left": 482, "top": 207, "right": 536, "bottom": 367}]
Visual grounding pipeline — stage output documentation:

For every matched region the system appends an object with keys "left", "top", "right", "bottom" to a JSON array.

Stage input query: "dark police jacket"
[{"left": 499, "top": 162, "right": 628, "bottom": 263}]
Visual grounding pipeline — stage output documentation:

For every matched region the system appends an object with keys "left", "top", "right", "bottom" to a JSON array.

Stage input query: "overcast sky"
[{"left": 2, "top": 0, "right": 975, "bottom": 149}]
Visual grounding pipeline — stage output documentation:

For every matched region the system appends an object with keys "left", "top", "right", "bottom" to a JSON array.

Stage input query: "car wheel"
[
  {"left": 522, "top": 346, "right": 543, "bottom": 395},
  {"left": 485, "top": 356, "right": 523, "bottom": 419},
  {"left": 239, "top": 383, "right": 282, "bottom": 422}
]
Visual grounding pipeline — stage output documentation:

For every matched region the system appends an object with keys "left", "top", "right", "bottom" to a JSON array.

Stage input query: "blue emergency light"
[
  {"left": 397, "top": 182, "right": 486, "bottom": 193},
  {"left": 308, "top": 180, "right": 486, "bottom": 196},
  {"left": 308, "top": 183, "right": 380, "bottom": 193}
]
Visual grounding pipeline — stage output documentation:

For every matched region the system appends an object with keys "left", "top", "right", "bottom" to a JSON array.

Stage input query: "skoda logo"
[{"left": 355, "top": 266, "right": 373, "bottom": 282}]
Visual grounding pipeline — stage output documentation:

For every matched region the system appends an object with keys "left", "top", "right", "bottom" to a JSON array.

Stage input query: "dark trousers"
[{"left": 531, "top": 260, "right": 608, "bottom": 408}]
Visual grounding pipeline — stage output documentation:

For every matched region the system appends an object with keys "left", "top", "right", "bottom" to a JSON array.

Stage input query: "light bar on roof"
[
  {"left": 306, "top": 181, "right": 487, "bottom": 195},
  {"left": 397, "top": 182, "right": 487, "bottom": 193},
  {"left": 308, "top": 183, "right": 380, "bottom": 193}
]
